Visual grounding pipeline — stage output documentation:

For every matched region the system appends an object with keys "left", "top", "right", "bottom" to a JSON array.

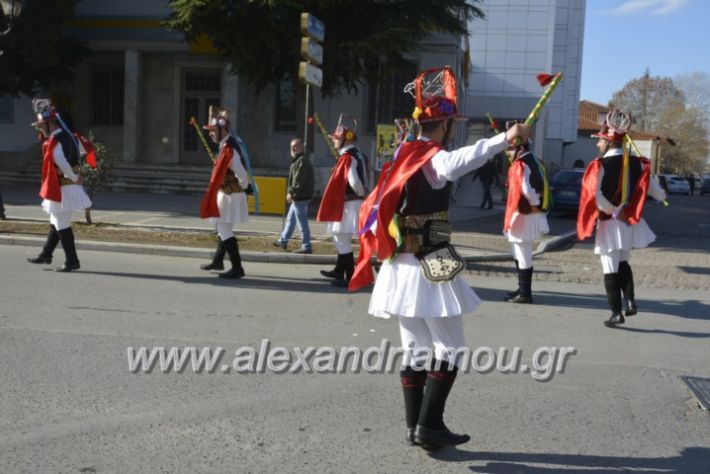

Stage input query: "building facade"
[{"left": 1, "top": 0, "right": 587, "bottom": 194}]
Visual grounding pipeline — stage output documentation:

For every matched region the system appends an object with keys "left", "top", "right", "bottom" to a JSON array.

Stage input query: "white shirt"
[
  {"left": 221, "top": 135, "right": 248, "bottom": 188},
  {"left": 418, "top": 132, "right": 509, "bottom": 189},
  {"left": 339, "top": 143, "right": 365, "bottom": 197}
]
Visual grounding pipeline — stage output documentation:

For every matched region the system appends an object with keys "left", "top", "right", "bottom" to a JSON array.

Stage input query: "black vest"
[
  {"left": 398, "top": 168, "right": 451, "bottom": 216},
  {"left": 55, "top": 131, "right": 80, "bottom": 167},
  {"left": 344, "top": 147, "right": 368, "bottom": 200},
  {"left": 516, "top": 152, "right": 546, "bottom": 212},
  {"left": 599, "top": 152, "right": 642, "bottom": 206}
]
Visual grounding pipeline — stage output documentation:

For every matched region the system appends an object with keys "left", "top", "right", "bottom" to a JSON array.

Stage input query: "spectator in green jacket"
[{"left": 274, "top": 138, "right": 314, "bottom": 253}]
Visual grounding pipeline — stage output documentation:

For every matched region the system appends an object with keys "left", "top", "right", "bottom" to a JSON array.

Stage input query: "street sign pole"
[{"left": 299, "top": 12, "right": 324, "bottom": 155}]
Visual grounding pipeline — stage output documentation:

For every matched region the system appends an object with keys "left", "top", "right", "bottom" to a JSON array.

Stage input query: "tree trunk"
[{"left": 85, "top": 208, "right": 93, "bottom": 225}]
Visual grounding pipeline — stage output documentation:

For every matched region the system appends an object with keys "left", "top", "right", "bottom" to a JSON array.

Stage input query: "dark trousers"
[{"left": 480, "top": 182, "right": 493, "bottom": 208}]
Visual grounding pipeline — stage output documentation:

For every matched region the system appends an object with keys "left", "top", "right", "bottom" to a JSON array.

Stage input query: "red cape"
[
  {"left": 39, "top": 137, "right": 62, "bottom": 202},
  {"left": 503, "top": 160, "right": 525, "bottom": 233},
  {"left": 349, "top": 140, "right": 442, "bottom": 291},
  {"left": 200, "top": 145, "right": 234, "bottom": 219},
  {"left": 576, "top": 156, "right": 651, "bottom": 240},
  {"left": 75, "top": 134, "right": 97, "bottom": 168},
  {"left": 316, "top": 152, "right": 353, "bottom": 222}
]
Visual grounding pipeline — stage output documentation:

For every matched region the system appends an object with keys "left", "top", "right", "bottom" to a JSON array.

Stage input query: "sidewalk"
[{"left": 0, "top": 184, "right": 576, "bottom": 261}]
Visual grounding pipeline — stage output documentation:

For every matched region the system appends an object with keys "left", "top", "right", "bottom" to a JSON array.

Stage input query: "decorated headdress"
[
  {"left": 31, "top": 99, "right": 58, "bottom": 127},
  {"left": 329, "top": 113, "right": 358, "bottom": 141},
  {"left": 394, "top": 117, "right": 416, "bottom": 144},
  {"left": 592, "top": 109, "right": 631, "bottom": 143},
  {"left": 203, "top": 106, "right": 231, "bottom": 130},
  {"left": 404, "top": 65, "right": 459, "bottom": 123}
]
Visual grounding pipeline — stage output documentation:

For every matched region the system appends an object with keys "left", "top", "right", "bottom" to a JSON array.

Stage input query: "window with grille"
[
  {"left": 366, "top": 68, "right": 417, "bottom": 132},
  {"left": 274, "top": 75, "right": 297, "bottom": 132},
  {"left": 92, "top": 65, "right": 124, "bottom": 125},
  {"left": 0, "top": 95, "right": 13, "bottom": 122}
]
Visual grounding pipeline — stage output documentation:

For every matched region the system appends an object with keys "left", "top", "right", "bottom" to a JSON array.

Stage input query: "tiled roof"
[{"left": 578, "top": 100, "right": 665, "bottom": 141}]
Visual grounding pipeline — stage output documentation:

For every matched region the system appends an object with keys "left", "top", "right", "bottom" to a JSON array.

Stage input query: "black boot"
[
  {"left": 506, "top": 259, "right": 520, "bottom": 298},
  {"left": 506, "top": 267, "right": 533, "bottom": 303},
  {"left": 331, "top": 252, "right": 355, "bottom": 287},
  {"left": 201, "top": 239, "right": 225, "bottom": 270},
  {"left": 55, "top": 227, "right": 80, "bottom": 272},
  {"left": 401, "top": 366, "right": 427, "bottom": 446},
  {"left": 618, "top": 261, "right": 637, "bottom": 316},
  {"left": 603, "top": 273, "right": 624, "bottom": 327},
  {"left": 28, "top": 225, "right": 59, "bottom": 264},
  {"left": 321, "top": 253, "right": 345, "bottom": 280},
  {"left": 414, "top": 360, "right": 470, "bottom": 450},
  {"left": 219, "top": 237, "right": 245, "bottom": 279}
]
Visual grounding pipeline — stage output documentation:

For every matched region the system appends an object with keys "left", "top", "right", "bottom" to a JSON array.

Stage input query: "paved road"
[
  {"left": 1, "top": 245, "right": 709, "bottom": 473},
  {"left": 470, "top": 194, "right": 710, "bottom": 290}
]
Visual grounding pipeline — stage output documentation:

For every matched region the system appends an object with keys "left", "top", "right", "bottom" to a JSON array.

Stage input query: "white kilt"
[
  {"left": 368, "top": 253, "right": 481, "bottom": 320},
  {"left": 41, "top": 184, "right": 92, "bottom": 214},
  {"left": 326, "top": 199, "right": 362, "bottom": 235},
  {"left": 594, "top": 217, "right": 655, "bottom": 255},
  {"left": 506, "top": 212, "right": 549, "bottom": 243},
  {"left": 209, "top": 190, "right": 249, "bottom": 225}
]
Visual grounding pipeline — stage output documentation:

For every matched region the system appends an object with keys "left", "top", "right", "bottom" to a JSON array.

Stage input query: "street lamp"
[{"left": 1, "top": 0, "right": 25, "bottom": 36}]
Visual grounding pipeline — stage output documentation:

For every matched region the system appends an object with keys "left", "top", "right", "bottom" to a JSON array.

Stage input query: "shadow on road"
[
  {"left": 78, "top": 270, "right": 362, "bottom": 294},
  {"left": 425, "top": 446, "right": 710, "bottom": 473}
]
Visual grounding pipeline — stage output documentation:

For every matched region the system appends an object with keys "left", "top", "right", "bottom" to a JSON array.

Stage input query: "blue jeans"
[{"left": 280, "top": 200, "right": 311, "bottom": 250}]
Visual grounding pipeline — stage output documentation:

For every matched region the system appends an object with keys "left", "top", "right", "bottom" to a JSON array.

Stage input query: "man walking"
[
  {"left": 472, "top": 157, "right": 500, "bottom": 209},
  {"left": 317, "top": 114, "right": 368, "bottom": 287},
  {"left": 274, "top": 138, "right": 313, "bottom": 253},
  {"left": 577, "top": 110, "right": 666, "bottom": 327}
]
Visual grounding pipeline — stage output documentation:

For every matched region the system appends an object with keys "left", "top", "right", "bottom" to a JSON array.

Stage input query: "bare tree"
[
  {"left": 655, "top": 104, "right": 709, "bottom": 174},
  {"left": 610, "top": 69, "right": 684, "bottom": 133}
]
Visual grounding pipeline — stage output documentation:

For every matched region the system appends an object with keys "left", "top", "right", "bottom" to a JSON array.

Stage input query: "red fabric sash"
[
  {"left": 503, "top": 160, "right": 525, "bottom": 233},
  {"left": 316, "top": 153, "right": 353, "bottom": 222},
  {"left": 576, "top": 156, "right": 651, "bottom": 240},
  {"left": 199, "top": 146, "right": 233, "bottom": 219},
  {"left": 75, "top": 133, "right": 97, "bottom": 169},
  {"left": 39, "top": 137, "right": 62, "bottom": 202},
  {"left": 577, "top": 158, "right": 601, "bottom": 240},
  {"left": 625, "top": 157, "right": 651, "bottom": 225},
  {"left": 349, "top": 140, "right": 442, "bottom": 291}
]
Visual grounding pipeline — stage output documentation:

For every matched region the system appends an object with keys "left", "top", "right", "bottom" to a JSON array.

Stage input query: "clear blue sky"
[{"left": 581, "top": 0, "right": 709, "bottom": 105}]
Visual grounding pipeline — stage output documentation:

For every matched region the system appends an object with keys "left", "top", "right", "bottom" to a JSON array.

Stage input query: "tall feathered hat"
[
  {"left": 203, "top": 106, "right": 231, "bottom": 130},
  {"left": 31, "top": 99, "right": 58, "bottom": 127},
  {"left": 592, "top": 109, "right": 631, "bottom": 142},
  {"left": 404, "top": 65, "right": 459, "bottom": 123},
  {"left": 329, "top": 113, "right": 358, "bottom": 141}
]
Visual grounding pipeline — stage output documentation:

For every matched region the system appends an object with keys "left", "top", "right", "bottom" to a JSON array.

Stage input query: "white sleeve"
[
  {"left": 648, "top": 175, "right": 667, "bottom": 202},
  {"left": 348, "top": 158, "right": 365, "bottom": 197},
  {"left": 430, "top": 132, "right": 508, "bottom": 183},
  {"left": 230, "top": 149, "right": 249, "bottom": 187},
  {"left": 520, "top": 164, "right": 540, "bottom": 206},
  {"left": 594, "top": 167, "right": 617, "bottom": 214},
  {"left": 53, "top": 144, "right": 79, "bottom": 182}
]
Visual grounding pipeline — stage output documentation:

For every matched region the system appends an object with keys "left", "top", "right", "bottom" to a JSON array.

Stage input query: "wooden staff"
[
  {"left": 312, "top": 113, "right": 339, "bottom": 160},
  {"left": 189, "top": 116, "right": 215, "bottom": 163}
]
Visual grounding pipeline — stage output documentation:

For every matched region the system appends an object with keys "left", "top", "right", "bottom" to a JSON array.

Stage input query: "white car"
[{"left": 659, "top": 175, "right": 690, "bottom": 195}]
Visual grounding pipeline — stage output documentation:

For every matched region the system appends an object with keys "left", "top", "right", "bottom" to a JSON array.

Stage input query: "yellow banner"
[
  {"left": 247, "top": 176, "right": 288, "bottom": 215},
  {"left": 375, "top": 124, "right": 397, "bottom": 171}
]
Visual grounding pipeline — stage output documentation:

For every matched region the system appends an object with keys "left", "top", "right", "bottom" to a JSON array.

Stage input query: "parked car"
[
  {"left": 660, "top": 175, "right": 691, "bottom": 195},
  {"left": 701, "top": 178, "right": 710, "bottom": 196},
  {"left": 550, "top": 168, "right": 584, "bottom": 213}
]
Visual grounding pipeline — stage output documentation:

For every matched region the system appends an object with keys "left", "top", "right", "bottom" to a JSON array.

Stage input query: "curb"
[{"left": 0, "top": 230, "right": 578, "bottom": 266}]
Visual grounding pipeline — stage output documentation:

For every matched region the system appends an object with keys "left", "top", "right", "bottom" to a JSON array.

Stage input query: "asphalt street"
[{"left": 1, "top": 238, "right": 709, "bottom": 473}]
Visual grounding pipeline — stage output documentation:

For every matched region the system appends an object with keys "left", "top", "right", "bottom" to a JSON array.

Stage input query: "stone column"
[
  {"left": 221, "top": 63, "right": 239, "bottom": 131},
  {"left": 123, "top": 50, "right": 142, "bottom": 163}
]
